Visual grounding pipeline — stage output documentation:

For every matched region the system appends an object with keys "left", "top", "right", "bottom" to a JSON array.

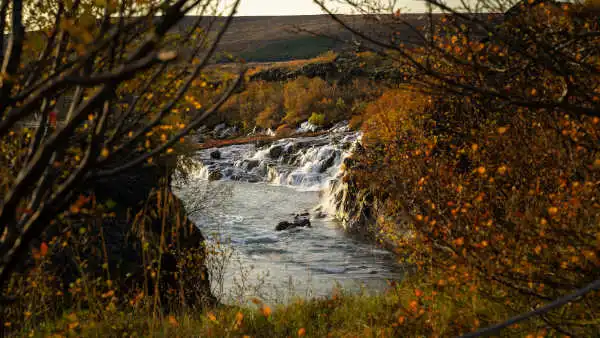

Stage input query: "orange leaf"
[
  {"left": 168, "top": 315, "right": 179, "bottom": 327},
  {"left": 235, "top": 311, "right": 244, "bottom": 324},
  {"left": 261, "top": 305, "right": 272, "bottom": 317},
  {"left": 40, "top": 242, "right": 49, "bottom": 257}
]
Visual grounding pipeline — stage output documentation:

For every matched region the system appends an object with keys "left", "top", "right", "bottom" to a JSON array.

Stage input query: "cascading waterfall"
[
  {"left": 193, "top": 122, "right": 360, "bottom": 193},
  {"left": 320, "top": 134, "right": 362, "bottom": 229}
]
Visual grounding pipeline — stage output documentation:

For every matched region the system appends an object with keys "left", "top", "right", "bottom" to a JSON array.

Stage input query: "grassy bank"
[{"left": 24, "top": 272, "right": 555, "bottom": 338}]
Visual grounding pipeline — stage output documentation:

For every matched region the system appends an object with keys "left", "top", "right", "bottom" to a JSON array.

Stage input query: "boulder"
[
  {"left": 208, "top": 169, "right": 223, "bottom": 181},
  {"left": 213, "top": 123, "right": 227, "bottom": 133},
  {"left": 268, "top": 145, "right": 284, "bottom": 159},
  {"left": 244, "top": 159, "right": 261, "bottom": 171},
  {"left": 275, "top": 213, "right": 312, "bottom": 231},
  {"left": 315, "top": 211, "right": 328, "bottom": 219},
  {"left": 319, "top": 153, "right": 337, "bottom": 173},
  {"left": 210, "top": 150, "right": 221, "bottom": 160}
]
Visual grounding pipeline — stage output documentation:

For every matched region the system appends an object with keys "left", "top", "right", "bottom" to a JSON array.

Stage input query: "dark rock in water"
[
  {"left": 275, "top": 214, "right": 312, "bottom": 231},
  {"left": 315, "top": 211, "right": 328, "bottom": 219},
  {"left": 230, "top": 172, "right": 261, "bottom": 183},
  {"left": 312, "top": 206, "right": 327, "bottom": 218},
  {"left": 223, "top": 167, "right": 235, "bottom": 177},
  {"left": 208, "top": 169, "right": 223, "bottom": 181},
  {"left": 254, "top": 139, "right": 273, "bottom": 148},
  {"left": 268, "top": 145, "right": 284, "bottom": 159},
  {"left": 319, "top": 153, "right": 337, "bottom": 173},
  {"left": 275, "top": 221, "right": 294, "bottom": 231},
  {"left": 210, "top": 150, "right": 221, "bottom": 160},
  {"left": 244, "top": 159, "right": 261, "bottom": 171}
]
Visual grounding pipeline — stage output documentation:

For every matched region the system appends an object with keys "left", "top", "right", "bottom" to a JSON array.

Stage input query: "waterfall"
[
  {"left": 193, "top": 122, "right": 359, "bottom": 193},
  {"left": 320, "top": 134, "right": 362, "bottom": 229}
]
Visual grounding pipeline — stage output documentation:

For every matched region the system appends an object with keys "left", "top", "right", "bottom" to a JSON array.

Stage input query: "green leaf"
[{"left": 106, "top": 199, "right": 117, "bottom": 209}]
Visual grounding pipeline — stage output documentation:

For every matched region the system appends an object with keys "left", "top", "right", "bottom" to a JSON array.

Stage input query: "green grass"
[
  {"left": 22, "top": 275, "right": 542, "bottom": 338},
  {"left": 26, "top": 291, "right": 404, "bottom": 337},
  {"left": 239, "top": 36, "right": 342, "bottom": 63}
]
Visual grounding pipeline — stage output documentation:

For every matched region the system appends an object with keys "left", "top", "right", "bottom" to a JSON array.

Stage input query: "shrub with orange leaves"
[
  {"left": 343, "top": 7, "right": 600, "bottom": 330},
  {"left": 347, "top": 83, "right": 600, "bottom": 335}
]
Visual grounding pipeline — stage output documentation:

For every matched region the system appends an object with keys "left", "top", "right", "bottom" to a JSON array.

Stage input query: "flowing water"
[{"left": 174, "top": 123, "right": 403, "bottom": 303}]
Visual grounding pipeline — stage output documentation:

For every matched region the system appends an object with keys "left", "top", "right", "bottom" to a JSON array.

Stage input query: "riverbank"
[
  {"left": 193, "top": 130, "right": 329, "bottom": 150},
  {"left": 26, "top": 269, "right": 543, "bottom": 337}
]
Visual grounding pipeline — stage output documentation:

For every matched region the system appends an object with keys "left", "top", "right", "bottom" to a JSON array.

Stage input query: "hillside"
[{"left": 175, "top": 14, "right": 435, "bottom": 62}]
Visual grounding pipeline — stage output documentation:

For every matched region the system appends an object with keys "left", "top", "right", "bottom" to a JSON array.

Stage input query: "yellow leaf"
[{"left": 298, "top": 327, "right": 306, "bottom": 336}]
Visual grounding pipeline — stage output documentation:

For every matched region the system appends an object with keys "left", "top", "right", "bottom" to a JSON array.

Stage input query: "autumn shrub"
[
  {"left": 346, "top": 82, "right": 600, "bottom": 335},
  {"left": 326, "top": 2, "right": 600, "bottom": 333},
  {"left": 308, "top": 112, "right": 326, "bottom": 126},
  {"left": 2, "top": 174, "right": 217, "bottom": 334},
  {"left": 209, "top": 57, "right": 385, "bottom": 133},
  {"left": 282, "top": 76, "right": 331, "bottom": 126}
]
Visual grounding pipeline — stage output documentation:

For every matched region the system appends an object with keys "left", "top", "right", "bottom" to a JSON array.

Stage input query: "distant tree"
[{"left": 0, "top": 0, "right": 242, "bottom": 309}]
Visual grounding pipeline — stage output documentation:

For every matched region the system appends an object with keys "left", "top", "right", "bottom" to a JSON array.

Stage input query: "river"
[{"left": 173, "top": 124, "right": 403, "bottom": 303}]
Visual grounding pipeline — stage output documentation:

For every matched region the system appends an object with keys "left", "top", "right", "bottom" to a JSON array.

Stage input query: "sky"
[
  {"left": 225, "top": 0, "right": 435, "bottom": 16},
  {"left": 235, "top": 0, "right": 328, "bottom": 16}
]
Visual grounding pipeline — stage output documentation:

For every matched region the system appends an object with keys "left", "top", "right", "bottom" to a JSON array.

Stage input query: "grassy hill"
[{"left": 175, "top": 14, "right": 435, "bottom": 62}]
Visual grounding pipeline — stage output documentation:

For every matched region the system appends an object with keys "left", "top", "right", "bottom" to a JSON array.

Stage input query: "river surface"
[{"left": 174, "top": 125, "right": 403, "bottom": 303}]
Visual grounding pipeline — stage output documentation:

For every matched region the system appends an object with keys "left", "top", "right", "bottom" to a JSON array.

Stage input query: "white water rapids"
[{"left": 173, "top": 123, "right": 403, "bottom": 303}]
